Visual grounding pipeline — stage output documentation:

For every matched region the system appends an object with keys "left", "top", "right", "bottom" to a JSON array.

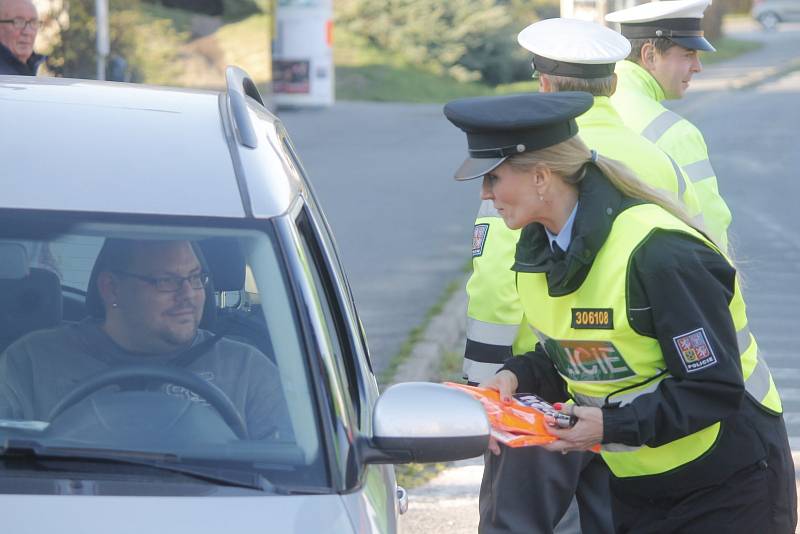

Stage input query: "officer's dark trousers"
[
  {"left": 610, "top": 415, "right": 797, "bottom": 534},
  {"left": 479, "top": 444, "right": 613, "bottom": 534}
]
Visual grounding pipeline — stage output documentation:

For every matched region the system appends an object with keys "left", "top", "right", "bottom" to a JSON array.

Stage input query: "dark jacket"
[
  {"left": 502, "top": 166, "right": 788, "bottom": 497},
  {"left": 0, "top": 43, "right": 44, "bottom": 75}
]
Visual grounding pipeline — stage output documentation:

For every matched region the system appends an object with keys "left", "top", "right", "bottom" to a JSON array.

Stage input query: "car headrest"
[
  {"left": 0, "top": 242, "right": 29, "bottom": 280},
  {"left": 198, "top": 238, "right": 246, "bottom": 292},
  {"left": 0, "top": 268, "right": 62, "bottom": 351}
]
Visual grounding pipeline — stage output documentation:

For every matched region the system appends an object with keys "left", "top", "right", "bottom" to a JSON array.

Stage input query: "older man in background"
[{"left": 0, "top": 0, "right": 44, "bottom": 75}]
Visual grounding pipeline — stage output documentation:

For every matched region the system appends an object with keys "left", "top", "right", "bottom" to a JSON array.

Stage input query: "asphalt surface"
[
  {"left": 278, "top": 102, "right": 478, "bottom": 376},
  {"left": 278, "top": 19, "right": 800, "bottom": 534}
]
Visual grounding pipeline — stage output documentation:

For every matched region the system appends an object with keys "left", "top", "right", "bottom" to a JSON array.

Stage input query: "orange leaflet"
[{"left": 444, "top": 382, "right": 600, "bottom": 452}]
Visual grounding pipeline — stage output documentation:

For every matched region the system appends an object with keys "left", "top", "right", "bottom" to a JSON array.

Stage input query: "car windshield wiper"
[{"left": 0, "top": 439, "right": 280, "bottom": 493}]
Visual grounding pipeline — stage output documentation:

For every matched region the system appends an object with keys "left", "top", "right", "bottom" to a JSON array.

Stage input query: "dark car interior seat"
[
  {"left": 197, "top": 238, "right": 274, "bottom": 361},
  {"left": 0, "top": 243, "right": 63, "bottom": 353}
]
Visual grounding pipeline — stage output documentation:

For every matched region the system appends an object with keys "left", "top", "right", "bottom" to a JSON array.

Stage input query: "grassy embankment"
[{"left": 135, "top": 6, "right": 762, "bottom": 100}]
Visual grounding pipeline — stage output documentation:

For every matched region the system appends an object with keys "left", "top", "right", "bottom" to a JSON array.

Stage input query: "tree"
[
  {"left": 336, "top": 0, "right": 534, "bottom": 85},
  {"left": 42, "top": 0, "right": 185, "bottom": 83}
]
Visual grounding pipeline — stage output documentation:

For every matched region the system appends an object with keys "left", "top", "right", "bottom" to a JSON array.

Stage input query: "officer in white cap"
[{"left": 606, "top": 0, "right": 732, "bottom": 251}]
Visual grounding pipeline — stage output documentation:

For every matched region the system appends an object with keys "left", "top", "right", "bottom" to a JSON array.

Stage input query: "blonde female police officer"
[{"left": 443, "top": 91, "right": 796, "bottom": 533}]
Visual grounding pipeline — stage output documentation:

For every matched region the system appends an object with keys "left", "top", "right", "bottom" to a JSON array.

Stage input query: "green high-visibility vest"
[
  {"left": 611, "top": 60, "right": 732, "bottom": 251},
  {"left": 516, "top": 203, "right": 781, "bottom": 478}
]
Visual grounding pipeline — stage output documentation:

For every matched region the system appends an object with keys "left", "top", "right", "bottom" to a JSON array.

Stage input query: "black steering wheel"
[{"left": 47, "top": 365, "right": 249, "bottom": 439}]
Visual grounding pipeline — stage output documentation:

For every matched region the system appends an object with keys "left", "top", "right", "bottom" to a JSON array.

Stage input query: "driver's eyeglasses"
[
  {"left": 114, "top": 271, "right": 210, "bottom": 292},
  {"left": 0, "top": 18, "right": 41, "bottom": 30}
]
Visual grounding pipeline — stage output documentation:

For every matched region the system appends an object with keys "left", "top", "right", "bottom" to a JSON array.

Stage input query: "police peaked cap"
[
  {"left": 443, "top": 92, "right": 594, "bottom": 181},
  {"left": 606, "top": 0, "right": 716, "bottom": 52},
  {"left": 517, "top": 18, "right": 631, "bottom": 79}
]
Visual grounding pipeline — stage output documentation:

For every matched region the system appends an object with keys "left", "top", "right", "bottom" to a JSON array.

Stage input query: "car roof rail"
[{"left": 225, "top": 66, "right": 265, "bottom": 149}]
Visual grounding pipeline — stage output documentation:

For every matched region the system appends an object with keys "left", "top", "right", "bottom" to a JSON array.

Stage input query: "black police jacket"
[{"left": 0, "top": 43, "right": 44, "bottom": 75}]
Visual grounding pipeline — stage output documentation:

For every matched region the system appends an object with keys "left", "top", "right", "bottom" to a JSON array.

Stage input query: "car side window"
[{"left": 294, "top": 208, "right": 360, "bottom": 420}]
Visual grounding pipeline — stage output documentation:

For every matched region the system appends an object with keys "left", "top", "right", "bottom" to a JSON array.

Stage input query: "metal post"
[{"left": 95, "top": 0, "right": 109, "bottom": 80}]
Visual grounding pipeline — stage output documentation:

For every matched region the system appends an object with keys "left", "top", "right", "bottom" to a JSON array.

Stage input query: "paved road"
[{"left": 278, "top": 103, "right": 478, "bottom": 375}]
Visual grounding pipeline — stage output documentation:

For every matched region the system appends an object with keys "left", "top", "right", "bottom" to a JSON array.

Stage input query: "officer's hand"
[
  {"left": 479, "top": 370, "right": 519, "bottom": 403},
  {"left": 487, "top": 435, "right": 502, "bottom": 456},
  {"left": 542, "top": 405, "right": 603, "bottom": 454}
]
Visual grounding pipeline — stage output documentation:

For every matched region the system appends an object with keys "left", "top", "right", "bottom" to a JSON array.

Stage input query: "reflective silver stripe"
[
  {"left": 745, "top": 357, "right": 772, "bottom": 402},
  {"left": 467, "top": 318, "right": 519, "bottom": 346},
  {"left": 667, "top": 155, "right": 686, "bottom": 198},
  {"left": 463, "top": 359, "right": 504, "bottom": 384},
  {"left": 737, "top": 325, "right": 753, "bottom": 355},
  {"left": 477, "top": 199, "right": 501, "bottom": 218},
  {"left": 573, "top": 392, "right": 605, "bottom": 408},
  {"left": 641, "top": 110, "right": 681, "bottom": 143},
  {"left": 601, "top": 443, "right": 640, "bottom": 452},
  {"left": 683, "top": 159, "right": 714, "bottom": 182},
  {"left": 573, "top": 377, "right": 665, "bottom": 408}
]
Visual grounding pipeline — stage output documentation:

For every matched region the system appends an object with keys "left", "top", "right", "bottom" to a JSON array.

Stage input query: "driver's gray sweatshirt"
[{"left": 0, "top": 319, "right": 291, "bottom": 440}]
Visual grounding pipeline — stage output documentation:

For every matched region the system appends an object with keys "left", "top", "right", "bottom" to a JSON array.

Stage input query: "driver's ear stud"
[{"left": 111, "top": 302, "right": 119, "bottom": 308}]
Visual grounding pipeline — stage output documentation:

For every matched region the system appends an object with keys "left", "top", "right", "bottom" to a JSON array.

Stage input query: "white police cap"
[
  {"left": 606, "top": 0, "right": 715, "bottom": 52},
  {"left": 518, "top": 18, "right": 631, "bottom": 79}
]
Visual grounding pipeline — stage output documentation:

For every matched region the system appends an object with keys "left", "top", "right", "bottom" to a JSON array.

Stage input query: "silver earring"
[
  {"left": 539, "top": 195, "right": 544, "bottom": 201},
  {"left": 112, "top": 302, "right": 118, "bottom": 308}
]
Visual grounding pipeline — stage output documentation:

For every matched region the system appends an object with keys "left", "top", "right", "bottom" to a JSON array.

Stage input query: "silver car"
[
  {"left": 751, "top": 0, "right": 800, "bottom": 29},
  {"left": 0, "top": 69, "right": 489, "bottom": 533}
]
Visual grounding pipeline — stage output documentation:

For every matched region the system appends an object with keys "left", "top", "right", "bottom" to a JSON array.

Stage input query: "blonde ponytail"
[{"left": 506, "top": 136, "right": 712, "bottom": 244}]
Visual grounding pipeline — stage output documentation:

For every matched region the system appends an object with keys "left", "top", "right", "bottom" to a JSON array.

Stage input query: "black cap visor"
[
  {"left": 621, "top": 18, "right": 715, "bottom": 52},
  {"left": 454, "top": 156, "right": 507, "bottom": 181},
  {"left": 670, "top": 35, "right": 715, "bottom": 52}
]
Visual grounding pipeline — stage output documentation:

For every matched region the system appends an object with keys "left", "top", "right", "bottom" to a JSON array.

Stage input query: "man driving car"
[{"left": 0, "top": 239, "right": 291, "bottom": 441}]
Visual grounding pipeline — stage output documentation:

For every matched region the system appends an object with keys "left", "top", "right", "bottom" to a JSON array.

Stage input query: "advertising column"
[{"left": 272, "top": 0, "right": 334, "bottom": 107}]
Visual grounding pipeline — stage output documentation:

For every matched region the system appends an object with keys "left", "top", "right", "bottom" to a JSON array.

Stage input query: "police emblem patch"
[
  {"left": 472, "top": 223, "right": 489, "bottom": 257},
  {"left": 673, "top": 328, "right": 717, "bottom": 373}
]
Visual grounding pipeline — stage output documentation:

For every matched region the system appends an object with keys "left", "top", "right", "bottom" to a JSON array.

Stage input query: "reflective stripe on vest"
[
  {"left": 463, "top": 359, "right": 504, "bottom": 385},
  {"left": 641, "top": 110, "right": 681, "bottom": 144},
  {"left": 667, "top": 155, "right": 686, "bottom": 199},
  {"left": 467, "top": 318, "right": 520, "bottom": 346},
  {"left": 684, "top": 159, "right": 714, "bottom": 183}
]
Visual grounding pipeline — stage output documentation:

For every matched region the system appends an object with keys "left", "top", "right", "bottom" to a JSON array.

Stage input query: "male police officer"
[
  {"left": 607, "top": 0, "right": 731, "bottom": 250},
  {"left": 466, "top": 18, "right": 710, "bottom": 534}
]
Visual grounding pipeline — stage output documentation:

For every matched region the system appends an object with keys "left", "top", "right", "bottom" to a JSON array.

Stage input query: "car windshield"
[{"left": 0, "top": 216, "right": 327, "bottom": 494}]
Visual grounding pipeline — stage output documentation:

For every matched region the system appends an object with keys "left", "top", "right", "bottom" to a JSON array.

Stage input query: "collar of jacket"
[
  {"left": 615, "top": 60, "right": 666, "bottom": 103},
  {"left": 576, "top": 96, "right": 626, "bottom": 131},
  {"left": 0, "top": 42, "right": 45, "bottom": 75},
  {"left": 512, "top": 165, "right": 641, "bottom": 295}
]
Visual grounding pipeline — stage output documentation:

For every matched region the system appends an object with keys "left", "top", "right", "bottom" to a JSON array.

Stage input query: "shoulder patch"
[
  {"left": 472, "top": 223, "right": 490, "bottom": 257},
  {"left": 673, "top": 328, "right": 717, "bottom": 373}
]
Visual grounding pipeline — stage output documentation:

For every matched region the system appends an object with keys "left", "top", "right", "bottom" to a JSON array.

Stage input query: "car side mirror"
[{"left": 360, "top": 382, "right": 490, "bottom": 464}]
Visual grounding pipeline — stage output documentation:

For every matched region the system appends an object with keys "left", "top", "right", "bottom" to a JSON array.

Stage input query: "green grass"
[
  {"left": 701, "top": 37, "right": 763, "bottom": 65},
  {"left": 335, "top": 27, "right": 538, "bottom": 103},
  {"left": 215, "top": 13, "right": 271, "bottom": 84},
  {"left": 395, "top": 462, "right": 449, "bottom": 489}
]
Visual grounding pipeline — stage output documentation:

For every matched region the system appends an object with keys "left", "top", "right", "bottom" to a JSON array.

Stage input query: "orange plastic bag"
[{"left": 444, "top": 382, "right": 600, "bottom": 452}]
